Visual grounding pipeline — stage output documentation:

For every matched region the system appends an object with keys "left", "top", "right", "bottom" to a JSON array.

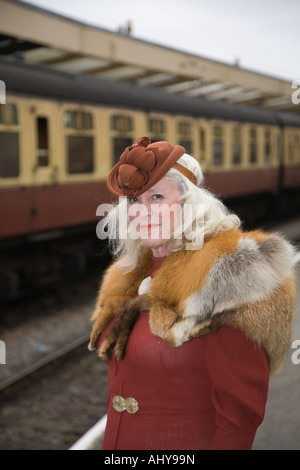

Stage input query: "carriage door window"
[
  {"left": 199, "top": 128, "right": 206, "bottom": 163},
  {"left": 0, "top": 103, "right": 20, "bottom": 178},
  {"left": 264, "top": 130, "right": 271, "bottom": 164},
  {"left": 249, "top": 128, "right": 257, "bottom": 164},
  {"left": 213, "top": 125, "right": 223, "bottom": 166},
  {"left": 36, "top": 117, "right": 49, "bottom": 167},
  {"left": 232, "top": 127, "right": 242, "bottom": 165}
]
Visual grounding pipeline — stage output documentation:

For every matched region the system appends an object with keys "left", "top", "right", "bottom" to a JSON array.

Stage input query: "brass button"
[{"left": 112, "top": 395, "right": 139, "bottom": 414}]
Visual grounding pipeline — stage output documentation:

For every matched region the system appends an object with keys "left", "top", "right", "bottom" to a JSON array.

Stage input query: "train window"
[
  {"left": 0, "top": 132, "right": 20, "bottom": 178},
  {"left": 65, "top": 111, "right": 76, "bottom": 129},
  {"left": 0, "top": 103, "right": 18, "bottom": 125},
  {"left": 36, "top": 117, "right": 49, "bottom": 167},
  {"left": 232, "top": 127, "right": 241, "bottom": 165},
  {"left": 213, "top": 126, "right": 223, "bottom": 166},
  {"left": 112, "top": 138, "right": 133, "bottom": 165},
  {"left": 67, "top": 136, "right": 94, "bottom": 174},
  {"left": 148, "top": 118, "right": 166, "bottom": 135},
  {"left": 64, "top": 111, "right": 93, "bottom": 130},
  {"left": 179, "top": 140, "right": 192, "bottom": 154},
  {"left": 82, "top": 112, "right": 93, "bottom": 130},
  {"left": 178, "top": 121, "right": 193, "bottom": 154},
  {"left": 177, "top": 121, "right": 192, "bottom": 137},
  {"left": 0, "top": 103, "right": 20, "bottom": 178},
  {"left": 199, "top": 128, "right": 206, "bottom": 161},
  {"left": 111, "top": 115, "right": 133, "bottom": 133},
  {"left": 249, "top": 128, "right": 257, "bottom": 164},
  {"left": 264, "top": 130, "right": 271, "bottom": 163}
]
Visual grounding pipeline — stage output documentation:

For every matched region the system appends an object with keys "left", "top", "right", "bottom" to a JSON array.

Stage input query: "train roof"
[{"left": 1, "top": 56, "right": 300, "bottom": 128}]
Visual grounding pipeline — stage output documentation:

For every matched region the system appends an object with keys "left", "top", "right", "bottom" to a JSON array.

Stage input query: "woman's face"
[{"left": 127, "top": 177, "right": 182, "bottom": 251}]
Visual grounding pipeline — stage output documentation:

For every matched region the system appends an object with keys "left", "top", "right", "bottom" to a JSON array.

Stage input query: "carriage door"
[
  {"left": 32, "top": 104, "right": 58, "bottom": 185},
  {"left": 30, "top": 103, "right": 59, "bottom": 233}
]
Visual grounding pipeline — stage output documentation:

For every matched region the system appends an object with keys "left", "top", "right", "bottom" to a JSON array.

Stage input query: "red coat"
[{"left": 100, "top": 257, "right": 269, "bottom": 450}]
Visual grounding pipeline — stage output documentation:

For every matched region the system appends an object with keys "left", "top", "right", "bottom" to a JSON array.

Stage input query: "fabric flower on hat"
[{"left": 107, "top": 137, "right": 187, "bottom": 197}]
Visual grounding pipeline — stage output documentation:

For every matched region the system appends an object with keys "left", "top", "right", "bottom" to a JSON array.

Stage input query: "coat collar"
[{"left": 91, "top": 228, "right": 296, "bottom": 374}]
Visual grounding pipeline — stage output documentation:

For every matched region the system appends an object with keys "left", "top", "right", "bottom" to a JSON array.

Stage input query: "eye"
[
  {"left": 129, "top": 196, "right": 139, "bottom": 204},
  {"left": 152, "top": 194, "right": 164, "bottom": 201}
]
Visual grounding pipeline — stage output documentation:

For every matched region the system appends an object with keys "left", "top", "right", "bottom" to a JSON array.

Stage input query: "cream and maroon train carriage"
[{"left": 0, "top": 57, "right": 300, "bottom": 299}]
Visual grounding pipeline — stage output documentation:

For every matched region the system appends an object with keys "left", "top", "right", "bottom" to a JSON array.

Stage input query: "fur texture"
[{"left": 89, "top": 228, "right": 296, "bottom": 374}]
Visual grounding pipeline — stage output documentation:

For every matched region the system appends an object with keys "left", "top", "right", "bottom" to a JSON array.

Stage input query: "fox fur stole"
[{"left": 89, "top": 228, "right": 296, "bottom": 374}]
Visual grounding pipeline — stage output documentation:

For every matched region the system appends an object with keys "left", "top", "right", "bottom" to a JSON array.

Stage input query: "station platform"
[{"left": 253, "top": 259, "right": 300, "bottom": 450}]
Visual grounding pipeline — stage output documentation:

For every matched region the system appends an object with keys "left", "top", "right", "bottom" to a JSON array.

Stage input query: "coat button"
[{"left": 112, "top": 395, "right": 139, "bottom": 414}]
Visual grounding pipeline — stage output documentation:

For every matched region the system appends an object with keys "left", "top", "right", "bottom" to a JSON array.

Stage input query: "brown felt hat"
[{"left": 107, "top": 137, "right": 197, "bottom": 197}]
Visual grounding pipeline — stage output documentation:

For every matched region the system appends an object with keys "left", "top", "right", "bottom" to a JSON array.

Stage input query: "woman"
[{"left": 89, "top": 137, "right": 296, "bottom": 450}]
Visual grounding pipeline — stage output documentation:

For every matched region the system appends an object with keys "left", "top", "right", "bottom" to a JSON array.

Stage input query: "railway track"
[
  {"left": 0, "top": 272, "right": 108, "bottom": 450},
  {"left": 0, "top": 337, "right": 108, "bottom": 450},
  {"left": 0, "top": 333, "right": 90, "bottom": 393},
  {"left": 0, "top": 218, "right": 299, "bottom": 450}
]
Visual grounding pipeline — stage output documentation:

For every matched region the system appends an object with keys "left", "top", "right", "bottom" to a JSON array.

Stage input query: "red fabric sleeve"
[{"left": 205, "top": 326, "right": 270, "bottom": 450}]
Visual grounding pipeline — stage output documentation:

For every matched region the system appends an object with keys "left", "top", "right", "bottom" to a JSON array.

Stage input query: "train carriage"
[{"left": 0, "top": 57, "right": 300, "bottom": 299}]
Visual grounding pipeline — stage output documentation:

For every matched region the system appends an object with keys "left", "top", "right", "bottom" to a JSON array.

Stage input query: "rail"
[{"left": 0, "top": 333, "right": 90, "bottom": 393}]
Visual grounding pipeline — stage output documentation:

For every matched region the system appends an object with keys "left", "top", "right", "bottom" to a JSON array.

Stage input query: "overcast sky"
[{"left": 23, "top": 0, "right": 299, "bottom": 81}]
